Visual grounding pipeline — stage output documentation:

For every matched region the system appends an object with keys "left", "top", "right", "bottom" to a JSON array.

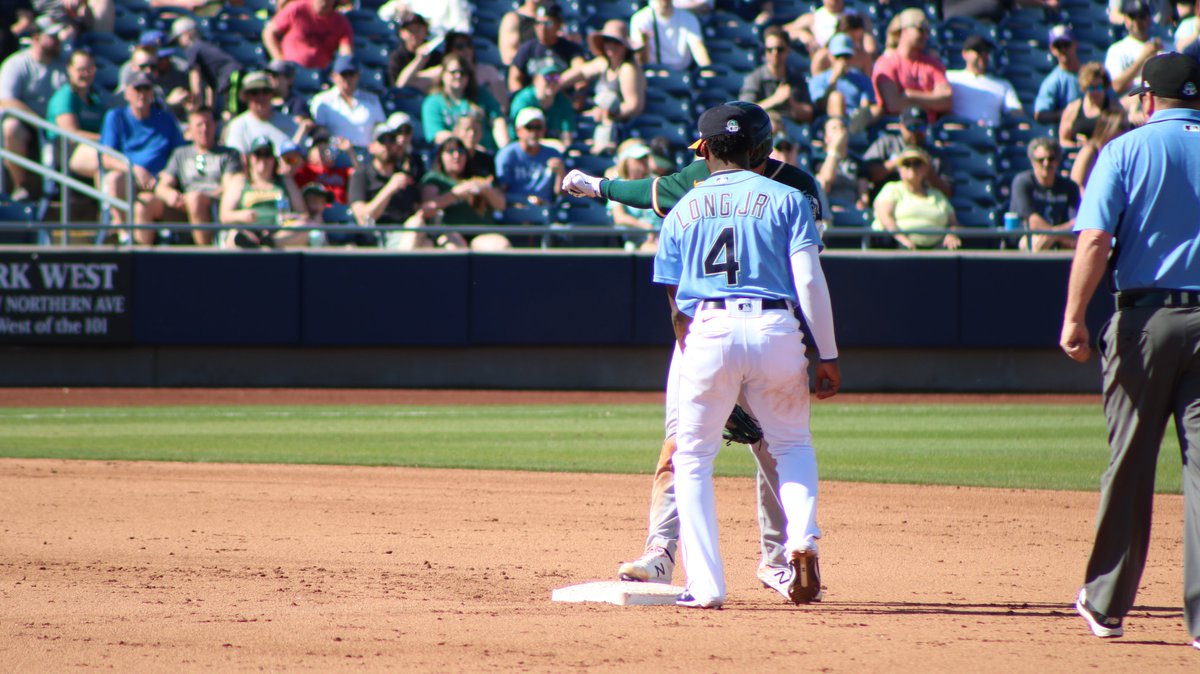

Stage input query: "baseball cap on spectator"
[
  {"left": 962, "top": 35, "right": 993, "bottom": 53},
  {"left": 617, "top": 141, "right": 652, "bottom": 162},
  {"left": 536, "top": 62, "right": 564, "bottom": 78},
  {"left": 279, "top": 141, "right": 304, "bottom": 163},
  {"left": 383, "top": 111, "right": 414, "bottom": 134},
  {"left": 138, "top": 29, "right": 175, "bottom": 58},
  {"left": 310, "top": 128, "right": 333, "bottom": 144},
  {"left": 168, "top": 17, "right": 197, "bottom": 44},
  {"left": 1121, "top": 0, "right": 1151, "bottom": 17},
  {"left": 1127, "top": 52, "right": 1200, "bottom": 99},
  {"left": 32, "top": 15, "right": 66, "bottom": 35},
  {"left": 840, "top": 10, "right": 865, "bottom": 31},
  {"left": 124, "top": 71, "right": 155, "bottom": 90},
  {"left": 249, "top": 137, "right": 275, "bottom": 155},
  {"left": 267, "top": 60, "right": 296, "bottom": 77},
  {"left": 536, "top": 4, "right": 564, "bottom": 23},
  {"left": 1048, "top": 25, "right": 1075, "bottom": 47},
  {"left": 332, "top": 55, "right": 358, "bottom": 74},
  {"left": 240, "top": 71, "right": 273, "bottom": 95},
  {"left": 399, "top": 12, "right": 429, "bottom": 28},
  {"left": 515, "top": 107, "right": 546, "bottom": 129},
  {"left": 302, "top": 183, "right": 334, "bottom": 203},
  {"left": 828, "top": 34, "right": 855, "bottom": 58},
  {"left": 899, "top": 106, "right": 926, "bottom": 129}
]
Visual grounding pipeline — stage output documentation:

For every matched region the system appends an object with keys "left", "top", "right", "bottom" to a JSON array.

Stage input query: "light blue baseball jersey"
[
  {"left": 653, "top": 168, "right": 822, "bottom": 317},
  {"left": 1074, "top": 108, "right": 1200, "bottom": 292}
]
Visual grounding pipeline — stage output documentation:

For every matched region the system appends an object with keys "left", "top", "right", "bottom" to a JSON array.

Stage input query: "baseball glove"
[{"left": 722, "top": 404, "right": 763, "bottom": 446}]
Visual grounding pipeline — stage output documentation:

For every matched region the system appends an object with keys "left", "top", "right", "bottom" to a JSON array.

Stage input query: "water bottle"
[
  {"left": 1003, "top": 212, "right": 1020, "bottom": 231},
  {"left": 275, "top": 194, "right": 290, "bottom": 227}
]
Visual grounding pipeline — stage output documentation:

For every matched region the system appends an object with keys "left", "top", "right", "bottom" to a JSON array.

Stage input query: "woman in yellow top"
[{"left": 872, "top": 148, "right": 962, "bottom": 251}]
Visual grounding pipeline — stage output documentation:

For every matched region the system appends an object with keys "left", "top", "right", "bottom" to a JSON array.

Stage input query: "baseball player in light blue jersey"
[
  {"left": 654, "top": 103, "right": 841, "bottom": 608},
  {"left": 1061, "top": 53, "right": 1200, "bottom": 648}
]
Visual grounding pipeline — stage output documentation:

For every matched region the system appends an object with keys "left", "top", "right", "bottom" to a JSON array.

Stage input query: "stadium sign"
[{"left": 0, "top": 251, "right": 132, "bottom": 344}]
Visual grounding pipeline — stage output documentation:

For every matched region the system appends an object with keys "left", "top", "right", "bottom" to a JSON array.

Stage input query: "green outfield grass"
[{"left": 0, "top": 403, "right": 1184, "bottom": 493}]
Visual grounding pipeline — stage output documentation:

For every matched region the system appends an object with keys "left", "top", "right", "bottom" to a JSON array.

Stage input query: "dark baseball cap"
[
  {"left": 125, "top": 72, "right": 154, "bottom": 90},
  {"left": 1048, "top": 25, "right": 1075, "bottom": 46},
  {"left": 536, "top": 4, "right": 564, "bottom": 22},
  {"left": 1122, "top": 0, "right": 1151, "bottom": 17},
  {"left": 900, "top": 106, "right": 926, "bottom": 127},
  {"left": 687, "top": 103, "right": 754, "bottom": 150},
  {"left": 1127, "top": 52, "right": 1200, "bottom": 99},
  {"left": 332, "top": 54, "right": 358, "bottom": 74},
  {"left": 399, "top": 12, "right": 428, "bottom": 28},
  {"left": 962, "top": 35, "right": 994, "bottom": 53}
]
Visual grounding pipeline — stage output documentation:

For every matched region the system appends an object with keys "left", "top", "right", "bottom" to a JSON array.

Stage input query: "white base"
[{"left": 551, "top": 580, "right": 686, "bottom": 606}]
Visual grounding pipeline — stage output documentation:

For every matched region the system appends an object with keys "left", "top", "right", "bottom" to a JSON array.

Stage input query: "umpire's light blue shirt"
[
  {"left": 1074, "top": 108, "right": 1200, "bottom": 292},
  {"left": 653, "top": 169, "right": 822, "bottom": 318}
]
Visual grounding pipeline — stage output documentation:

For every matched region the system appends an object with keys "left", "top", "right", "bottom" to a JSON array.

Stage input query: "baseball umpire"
[
  {"left": 654, "top": 103, "right": 840, "bottom": 608},
  {"left": 561, "top": 101, "right": 833, "bottom": 599},
  {"left": 1060, "top": 53, "right": 1200, "bottom": 649}
]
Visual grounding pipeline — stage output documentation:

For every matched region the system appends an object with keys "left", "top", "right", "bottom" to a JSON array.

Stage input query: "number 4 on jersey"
[{"left": 704, "top": 227, "right": 740, "bottom": 285}]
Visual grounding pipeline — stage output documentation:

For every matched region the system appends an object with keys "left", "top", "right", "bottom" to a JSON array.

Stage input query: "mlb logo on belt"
[{"left": 736, "top": 300, "right": 752, "bottom": 312}]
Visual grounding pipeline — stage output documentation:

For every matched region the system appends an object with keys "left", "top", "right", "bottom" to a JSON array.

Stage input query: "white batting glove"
[{"left": 561, "top": 169, "right": 603, "bottom": 198}]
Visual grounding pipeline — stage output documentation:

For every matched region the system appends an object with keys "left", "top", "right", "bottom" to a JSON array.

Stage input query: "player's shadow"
[{"left": 742, "top": 600, "right": 1183, "bottom": 620}]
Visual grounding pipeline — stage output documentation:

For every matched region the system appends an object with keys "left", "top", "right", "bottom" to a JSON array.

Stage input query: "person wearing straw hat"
[
  {"left": 560, "top": 19, "right": 646, "bottom": 154},
  {"left": 222, "top": 70, "right": 297, "bottom": 159}
]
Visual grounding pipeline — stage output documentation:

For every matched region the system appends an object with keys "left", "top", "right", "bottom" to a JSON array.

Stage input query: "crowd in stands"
[{"left": 0, "top": 0, "right": 1198, "bottom": 250}]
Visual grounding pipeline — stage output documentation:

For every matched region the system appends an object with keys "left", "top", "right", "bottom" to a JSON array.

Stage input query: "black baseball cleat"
[
  {"left": 788, "top": 549, "right": 823, "bottom": 604},
  {"left": 1075, "top": 588, "right": 1123, "bottom": 638}
]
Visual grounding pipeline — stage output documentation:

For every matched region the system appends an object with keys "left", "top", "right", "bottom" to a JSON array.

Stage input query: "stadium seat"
[
  {"left": 643, "top": 68, "right": 693, "bottom": 98},
  {"left": 215, "top": 14, "right": 266, "bottom": 39},
  {"left": 628, "top": 117, "right": 693, "bottom": 153},
  {"left": 997, "top": 119, "right": 1055, "bottom": 146},
  {"left": 359, "top": 67, "right": 388, "bottom": 95},
  {"left": 78, "top": 32, "right": 133, "bottom": 65},
  {"left": 214, "top": 41, "right": 267, "bottom": 69},
  {"left": 934, "top": 117, "right": 998, "bottom": 151},
  {"left": 556, "top": 199, "right": 612, "bottom": 226},
  {"left": 292, "top": 67, "right": 326, "bottom": 96},
  {"left": 113, "top": 13, "right": 147, "bottom": 41},
  {"left": 642, "top": 91, "right": 692, "bottom": 124},
  {"left": 703, "top": 11, "right": 761, "bottom": 47},
  {"left": 950, "top": 179, "right": 998, "bottom": 209},
  {"left": 566, "top": 153, "right": 615, "bottom": 176},
  {"left": 704, "top": 40, "right": 758, "bottom": 73},
  {"left": 473, "top": 37, "right": 504, "bottom": 69},
  {"left": 944, "top": 149, "right": 997, "bottom": 180},
  {"left": 497, "top": 204, "right": 551, "bottom": 226},
  {"left": 382, "top": 87, "right": 424, "bottom": 118},
  {"left": 354, "top": 40, "right": 392, "bottom": 70},
  {"left": 0, "top": 198, "right": 38, "bottom": 245}
]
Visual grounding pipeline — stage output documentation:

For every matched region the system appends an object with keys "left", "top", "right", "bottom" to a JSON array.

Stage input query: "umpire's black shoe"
[
  {"left": 1075, "top": 588, "right": 1123, "bottom": 637},
  {"left": 788, "top": 549, "right": 823, "bottom": 604}
]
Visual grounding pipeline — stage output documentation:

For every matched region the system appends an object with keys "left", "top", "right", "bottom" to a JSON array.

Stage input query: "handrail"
[{"left": 0, "top": 106, "right": 135, "bottom": 244}]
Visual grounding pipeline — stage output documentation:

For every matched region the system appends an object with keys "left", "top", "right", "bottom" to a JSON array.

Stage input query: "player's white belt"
[{"left": 700, "top": 298, "right": 791, "bottom": 311}]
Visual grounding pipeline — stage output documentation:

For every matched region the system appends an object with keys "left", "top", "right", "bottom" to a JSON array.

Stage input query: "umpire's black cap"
[{"left": 1127, "top": 53, "right": 1200, "bottom": 100}]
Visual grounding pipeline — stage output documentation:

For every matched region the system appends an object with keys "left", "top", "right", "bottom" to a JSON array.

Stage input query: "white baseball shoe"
[
  {"left": 1075, "top": 588, "right": 1123, "bottom": 638},
  {"left": 617, "top": 546, "right": 674, "bottom": 583},
  {"left": 788, "top": 548, "right": 823, "bottom": 604},
  {"left": 675, "top": 591, "right": 722, "bottom": 609},
  {"left": 757, "top": 564, "right": 796, "bottom": 601}
]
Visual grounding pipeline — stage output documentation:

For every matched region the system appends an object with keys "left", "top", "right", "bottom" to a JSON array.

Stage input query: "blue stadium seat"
[
  {"left": 954, "top": 207, "right": 998, "bottom": 229},
  {"left": 0, "top": 198, "right": 38, "bottom": 245},
  {"left": 471, "top": 13, "right": 504, "bottom": 43},
  {"left": 359, "top": 67, "right": 388, "bottom": 95},
  {"left": 473, "top": 37, "right": 504, "bottom": 69},
  {"left": 997, "top": 119, "right": 1055, "bottom": 146},
  {"left": 566, "top": 153, "right": 615, "bottom": 176},
  {"left": 216, "top": 14, "right": 266, "bottom": 39},
  {"left": 293, "top": 67, "right": 326, "bottom": 96},
  {"left": 703, "top": 11, "right": 761, "bottom": 47},
  {"left": 704, "top": 40, "right": 759, "bottom": 73},
  {"left": 950, "top": 179, "right": 998, "bottom": 208},
  {"left": 642, "top": 91, "right": 692, "bottom": 124},
  {"left": 944, "top": 149, "right": 997, "bottom": 180},
  {"left": 497, "top": 204, "right": 551, "bottom": 225},
  {"left": 92, "top": 57, "right": 122, "bottom": 91},
  {"left": 628, "top": 117, "right": 693, "bottom": 152},
  {"left": 113, "top": 13, "right": 147, "bottom": 41},
  {"left": 556, "top": 199, "right": 612, "bottom": 226},
  {"left": 382, "top": 87, "right": 424, "bottom": 118},
  {"left": 934, "top": 117, "right": 998, "bottom": 151},
  {"left": 78, "top": 32, "right": 133, "bottom": 65},
  {"left": 642, "top": 68, "right": 694, "bottom": 98},
  {"left": 213, "top": 40, "right": 267, "bottom": 69},
  {"left": 585, "top": 0, "right": 642, "bottom": 24},
  {"left": 354, "top": 40, "right": 392, "bottom": 70},
  {"left": 346, "top": 10, "right": 393, "bottom": 40}
]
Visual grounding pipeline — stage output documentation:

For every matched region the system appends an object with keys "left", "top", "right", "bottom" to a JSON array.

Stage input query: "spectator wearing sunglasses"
[
  {"left": 155, "top": 106, "right": 243, "bottom": 246},
  {"left": 808, "top": 33, "right": 875, "bottom": 125},
  {"left": 496, "top": 107, "right": 564, "bottom": 216},
  {"left": 508, "top": 62, "right": 576, "bottom": 149},
  {"left": 99, "top": 72, "right": 185, "bottom": 244},
  {"left": 871, "top": 147, "right": 961, "bottom": 251},
  {"left": 509, "top": 4, "right": 586, "bottom": 93},
  {"left": 349, "top": 112, "right": 426, "bottom": 233},
  {"left": 739, "top": 26, "right": 814, "bottom": 124},
  {"left": 422, "top": 52, "right": 507, "bottom": 151},
  {"left": 310, "top": 55, "right": 386, "bottom": 150},
  {"left": 1010, "top": 137, "right": 1081, "bottom": 252},
  {"left": 222, "top": 71, "right": 299, "bottom": 160}
]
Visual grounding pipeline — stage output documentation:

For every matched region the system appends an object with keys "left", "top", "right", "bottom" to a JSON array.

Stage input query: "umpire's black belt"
[
  {"left": 700, "top": 298, "right": 791, "bottom": 310},
  {"left": 1116, "top": 289, "right": 1200, "bottom": 310}
]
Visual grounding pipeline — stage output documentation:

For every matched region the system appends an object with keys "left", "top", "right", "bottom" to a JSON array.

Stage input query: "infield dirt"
[{"left": 0, "top": 390, "right": 1195, "bottom": 672}]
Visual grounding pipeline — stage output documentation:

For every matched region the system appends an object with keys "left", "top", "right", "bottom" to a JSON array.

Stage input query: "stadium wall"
[{"left": 0, "top": 248, "right": 1111, "bottom": 392}]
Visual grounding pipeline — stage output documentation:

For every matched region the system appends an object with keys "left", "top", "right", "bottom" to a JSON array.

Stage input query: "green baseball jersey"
[{"left": 601, "top": 159, "right": 826, "bottom": 223}]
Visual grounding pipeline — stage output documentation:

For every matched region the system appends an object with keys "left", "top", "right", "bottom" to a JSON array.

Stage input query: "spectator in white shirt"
[
  {"left": 309, "top": 55, "right": 386, "bottom": 149},
  {"left": 629, "top": 0, "right": 711, "bottom": 71},
  {"left": 946, "top": 35, "right": 1023, "bottom": 126},
  {"left": 1105, "top": 0, "right": 1166, "bottom": 96}
]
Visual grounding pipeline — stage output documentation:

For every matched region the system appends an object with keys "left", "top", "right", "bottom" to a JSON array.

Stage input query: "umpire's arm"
[{"left": 1060, "top": 229, "right": 1112, "bottom": 363}]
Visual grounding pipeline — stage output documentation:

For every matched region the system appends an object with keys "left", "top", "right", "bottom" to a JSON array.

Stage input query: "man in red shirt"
[
  {"left": 871, "top": 8, "right": 951, "bottom": 119},
  {"left": 292, "top": 129, "right": 354, "bottom": 204},
  {"left": 262, "top": 0, "right": 354, "bottom": 71}
]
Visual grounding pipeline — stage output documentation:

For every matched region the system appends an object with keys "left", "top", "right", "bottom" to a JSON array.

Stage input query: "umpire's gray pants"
[{"left": 1084, "top": 305, "right": 1200, "bottom": 638}]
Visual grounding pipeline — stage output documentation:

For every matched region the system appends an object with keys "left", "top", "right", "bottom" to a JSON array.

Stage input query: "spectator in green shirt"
[
  {"left": 47, "top": 49, "right": 108, "bottom": 180},
  {"left": 508, "top": 61, "right": 576, "bottom": 150}
]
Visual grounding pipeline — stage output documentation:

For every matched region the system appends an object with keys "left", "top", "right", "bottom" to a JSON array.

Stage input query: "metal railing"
[{"left": 0, "top": 106, "right": 134, "bottom": 243}]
